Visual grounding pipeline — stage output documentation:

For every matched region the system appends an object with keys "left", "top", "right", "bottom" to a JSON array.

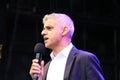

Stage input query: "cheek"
[
  {"left": 50, "top": 29, "right": 62, "bottom": 41},
  {"left": 51, "top": 33, "right": 62, "bottom": 42},
  {"left": 55, "top": 29, "right": 63, "bottom": 36}
]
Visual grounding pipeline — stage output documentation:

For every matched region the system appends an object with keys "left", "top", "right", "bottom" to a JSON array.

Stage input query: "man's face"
[{"left": 41, "top": 18, "right": 63, "bottom": 49}]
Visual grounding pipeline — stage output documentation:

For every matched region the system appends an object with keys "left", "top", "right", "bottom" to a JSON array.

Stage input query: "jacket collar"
[{"left": 63, "top": 46, "right": 78, "bottom": 80}]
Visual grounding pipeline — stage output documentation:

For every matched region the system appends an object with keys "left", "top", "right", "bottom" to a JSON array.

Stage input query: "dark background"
[{"left": 0, "top": 0, "right": 120, "bottom": 80}]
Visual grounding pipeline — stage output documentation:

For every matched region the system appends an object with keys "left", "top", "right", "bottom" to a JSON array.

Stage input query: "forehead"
[{"left": 44, "top": 18, "right": 57, "bottom": 25}]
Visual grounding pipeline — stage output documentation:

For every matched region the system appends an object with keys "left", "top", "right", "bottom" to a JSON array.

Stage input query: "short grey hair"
[{"left": 42, "top": 13, "right": 74, "bottom": 38}]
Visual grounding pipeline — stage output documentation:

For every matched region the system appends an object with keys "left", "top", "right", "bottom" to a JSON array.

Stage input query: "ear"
[{"left": 62, "top": 26, "right": 69, "bottom": 36}]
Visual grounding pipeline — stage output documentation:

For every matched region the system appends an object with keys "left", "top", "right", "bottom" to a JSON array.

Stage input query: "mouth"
[{"left": 44, "top": 37, "right": 49, "bottom": 41}]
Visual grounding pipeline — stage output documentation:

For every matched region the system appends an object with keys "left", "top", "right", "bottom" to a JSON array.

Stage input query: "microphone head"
[{"left": 34, "top": 43, "right": 45, "bottom": 54}]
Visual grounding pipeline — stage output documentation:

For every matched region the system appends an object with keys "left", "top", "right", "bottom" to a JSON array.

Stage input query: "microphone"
[{"left": 33, "top": 43, "right": 45, "bottom": 80}]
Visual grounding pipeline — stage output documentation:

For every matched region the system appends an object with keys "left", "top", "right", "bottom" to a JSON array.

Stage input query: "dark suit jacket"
[{"left": 43, "top": 46, "right": 105, "bottom": 80}]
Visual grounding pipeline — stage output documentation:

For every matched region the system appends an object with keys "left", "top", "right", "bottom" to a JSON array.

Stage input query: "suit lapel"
[
  {"left": 64, "top": 46, "right": 77, "bottom": 80},
  {"left": 43, "top": 61, "right": 51, "bottom": 80}
]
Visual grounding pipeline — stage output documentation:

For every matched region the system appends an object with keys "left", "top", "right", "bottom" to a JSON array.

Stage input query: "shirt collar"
[{"left": 50, "top": 43, "right": 73, "bottom": 60}]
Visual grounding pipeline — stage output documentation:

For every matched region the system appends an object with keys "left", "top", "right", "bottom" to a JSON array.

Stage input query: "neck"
[{"left": 52, "top": 41, "right": 71, "bottom": 56}]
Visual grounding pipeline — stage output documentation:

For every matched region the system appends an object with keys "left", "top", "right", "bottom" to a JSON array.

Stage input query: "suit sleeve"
[{"left": 85, "top": 54, "right": 105, "bottom": 80}]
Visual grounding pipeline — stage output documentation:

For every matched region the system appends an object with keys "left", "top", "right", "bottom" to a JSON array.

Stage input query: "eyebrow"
[{"left": 43, "top": 26, "right": 54, "bottom": 30}]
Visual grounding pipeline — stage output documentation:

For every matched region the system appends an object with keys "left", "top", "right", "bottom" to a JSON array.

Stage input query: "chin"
[
  {"left": 45, "top": 44, "right": 50, "bottom": 48},
  {"left": 45, "top": 44, "right": 52, "bottom": 49}
]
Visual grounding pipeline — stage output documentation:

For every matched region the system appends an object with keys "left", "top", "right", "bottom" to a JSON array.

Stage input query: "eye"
[{"left": 46, "top": 26, "right": 53, "bottom": 30}]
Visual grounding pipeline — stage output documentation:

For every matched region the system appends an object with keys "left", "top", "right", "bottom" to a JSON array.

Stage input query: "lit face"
[{"left": 41, "top": 18, "right": 63, "bottom": 49}]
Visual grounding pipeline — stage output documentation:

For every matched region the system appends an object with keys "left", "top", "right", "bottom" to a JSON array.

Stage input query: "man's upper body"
[
  {"left": 43, "top": 44, "right": 105, "bottom": 80},
  {"left": 29, "top": 13, "right": 105, "bottom": 80}
]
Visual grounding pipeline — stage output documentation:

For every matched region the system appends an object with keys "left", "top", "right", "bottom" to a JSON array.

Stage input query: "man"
[{"left": 29, "top": 13, "right": 105, "bottom": 80}]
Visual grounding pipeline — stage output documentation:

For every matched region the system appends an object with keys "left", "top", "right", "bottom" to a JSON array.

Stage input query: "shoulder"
[
  {"left": 72, "top": 46, "right": 99, "bottom": 63},
  {"left": 77, "top": 49, "right": 96, "bottom": 57},
  {"left": 72, "top": 46, "right": 96, "bottom": 57}
]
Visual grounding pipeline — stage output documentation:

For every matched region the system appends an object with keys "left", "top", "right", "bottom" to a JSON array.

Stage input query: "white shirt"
[{"left": 46, "top": 43, "right": 73, "bottom": 80}]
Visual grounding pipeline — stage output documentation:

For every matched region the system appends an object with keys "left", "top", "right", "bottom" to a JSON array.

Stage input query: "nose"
[{"left": 41, "top": 29, "right": 46, "bottom": 36}]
